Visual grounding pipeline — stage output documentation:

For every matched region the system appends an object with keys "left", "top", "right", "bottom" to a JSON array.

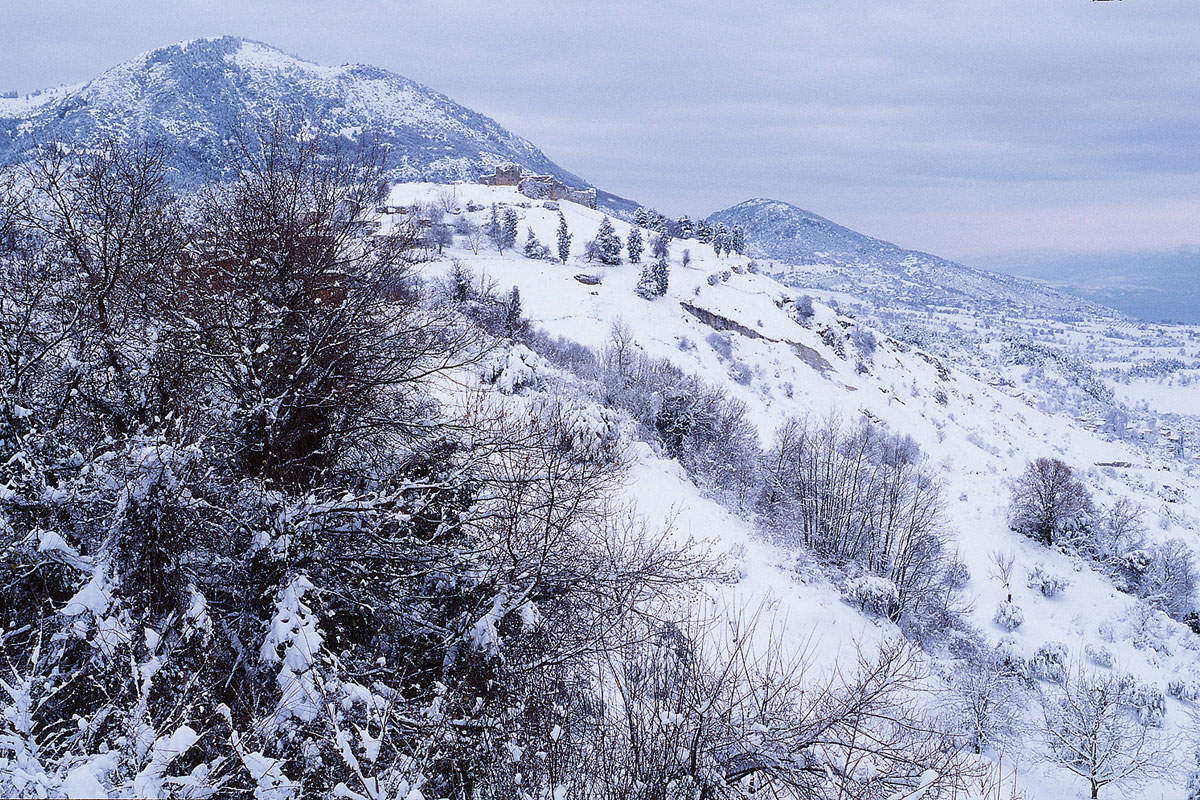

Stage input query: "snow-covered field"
[{"left": 390, "top": 181, "right": 1200, "bottom": 799}]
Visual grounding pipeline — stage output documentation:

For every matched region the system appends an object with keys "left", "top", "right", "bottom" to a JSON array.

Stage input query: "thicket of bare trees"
[{"left": 760, "top": 415, "right": 967, "bottom": 638}]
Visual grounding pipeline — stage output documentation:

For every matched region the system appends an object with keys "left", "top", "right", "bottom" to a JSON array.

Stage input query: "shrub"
[
  {"left": 1027, "top": 563, "right": 1070, "bottom": 597},
  {"left": 1167, "top": 676, "right": 1200, "bottom": 702},
  {"left": 1030, "top": 641, "right": 1069, "bottom": 683},
  {"left": 1121, "top": 677, "right": 1167, "bottom": 727},
  {"left": 846, "top": 574, "right": 900, "bottom": 617},
  {"left": 1085, "top": 643, "right": 1114, "bottom": 669},
  {"left": 993, "top": 600, "right": 1025, "bottom": 631}
]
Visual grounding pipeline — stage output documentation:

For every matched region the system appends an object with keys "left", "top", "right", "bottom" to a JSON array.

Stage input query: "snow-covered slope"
[
  {"left": 710, "top": 198, "right": 1114, "bottom": 316},
  {"left": 394, "top": 182, "right": 1200, "bottom": 798},
  {"left": 0, "top": 37, "right": 637, "bottom": 208}
]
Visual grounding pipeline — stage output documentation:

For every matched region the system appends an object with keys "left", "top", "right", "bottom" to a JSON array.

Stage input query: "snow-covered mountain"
[
  {"left": 710, "top": 198, "right": 1111, "bottom": 315},
  {"left": 0, "top": 36, "right": 635, "bottom": 210}
]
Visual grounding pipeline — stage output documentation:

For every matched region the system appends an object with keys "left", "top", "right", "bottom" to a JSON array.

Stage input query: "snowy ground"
[{"left": 388, "top": 182, "right": 1200, "bottom": 799}]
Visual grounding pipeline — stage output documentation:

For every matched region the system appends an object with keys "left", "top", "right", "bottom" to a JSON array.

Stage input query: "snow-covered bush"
[
  {"left": 993, "top": 600, "right": 1025, "bottom": 632},
  {"left": 523, "top": 226, "right": 551, "bottom": 260},
  {"left": 995, "top": 636, "right": 1030, "bottom": 682},
  {"left": 481, "top": 344, "right": 550, "bottom": 394},
  {"left": 1029, "top": 641, "right": 1069, "bottom": 683},
  {"left": 557, "top": 400, "right": 623, "bottom": 464},
  {"left": 845, "top": 574, "right": 900, "bottom": 617},
  {"left": 852, "top": 327, "right": 877, "bottom": 358},
  {"left": 793, "top": 295, "right": 815, "bottom": 325},
  {"left": 1085, "top": 643, "right": 1114, "bottom": 669},
  {"left": 1121, "top": 677, "right": 1167, "bottom": 726},
  {"left": 1168, "top": 675, "right": 1200, "bottom": 702},
  {"left": 1026, "top": 563, "right": 1070, "bottom": 597}
]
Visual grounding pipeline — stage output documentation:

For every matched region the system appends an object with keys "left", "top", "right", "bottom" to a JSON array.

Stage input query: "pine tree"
[
  {"left": 635, "top": 258, "right": 670, "bottom": 299},
  {"left": 677, "top": 216, "right": 694, "bottom": 240},
  {"left": 696, "top": 219, "right": 714, "bottom": 244},
  {"left": 732, "top": 224, "right": 746, "bottom": 255},
  {"left": 596, "top": 216, "right": 622, "bottom": 265},
  {"left": 505, "top": 285, "right": 522, "bottom": 337},
  {"left": 524, "top": 227, "right": 550, "bottom": 260},
  {"left": 635, "top": 263, "right": 659, "bottom": 299},
  {"left": 502, "top": 208, "right": 519, "bottom": 251},
  {"left": 634, "top": 206, "right": 649, "bottom": 228},
  {"left": 713, "top": 224, "right": 731, "bottom": 257},
  {"left": 451, "top": 260, "right": 471, "bottom": 304},
  {"left": 653, "top": 258, "right": 670, "bottom": 296},
  {"left": 556, "top": 211, "right": 572, "bottom": 262},
  {"left": 626, "top": 227, "right": 643, "bottom": 263},
  {"left": 488, "top": 203, "right": 503, "bottom": 251}
]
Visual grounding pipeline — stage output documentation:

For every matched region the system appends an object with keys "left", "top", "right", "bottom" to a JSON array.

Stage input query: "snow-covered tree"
[
  {"left": 635, "top": 258, "right": 669, "bottom": 300},
  {"left": 712, "top": 223, "right": 731, "bottom": 257},
  {"left": 524, "top": 226, "right": 550, "bottom": 260},
  {"left": 626, "top": 227, "right": 643, "bottom": 263},
  {"left": 677, "top": 215, "right": 694, "bottom": 239},
  {"left": 596, "top": 216, "right": 622, "bottom": 265},
  {"left": 502, "top": 207, "right": 519, "bottom": 252},
  {"left": 1009, "top": 457, "right": 1094, "bottom": 547},
  {"left": 696, "top": 218, "right": 714, "bottom": 244},
  {"left": 487, "top": 202, "right": 502, "bottom": 251},
  {"left": 1040, "top": 666, "right": 1174, "bottom": 798},
  {"left": 731, "top": 224, "right": 746, "bottom": 255},
  {"left": 556, "top": 210, "right": 571, "bottom": 262},
  {"left": 650, "top": 233, "right": 670, "bottom": 260}
]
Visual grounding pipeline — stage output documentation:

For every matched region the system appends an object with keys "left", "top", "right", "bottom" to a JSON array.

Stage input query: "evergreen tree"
[
  {"left": 626, "top": 227, "right": 643, "bottom": 263},
  {"left": 653, "top": 257, "right": 670, "bottom": 296},
  {"left": 488, "top": 203, "right": 503, "bottom": 251},
  {"left": 556, "top": 211, "right": 572, "bottom": 262},
  {"left": 732, "top": 224, "right": 746, "bottom": 255},
  {"left": 696, "top": 218, "right": 714, "bottom": 244},
  {"left": 524, "top": 227, "right": 550, "bottom": 260},
  {"left": 451, "top": 260, "right": 472, "bottom": 304},
  {"left": 505, "top": 285, "right": 522, "bottom": 337},
  {"left": 634, "top": 206, "right": 649, "bottom": 228},
  {"left": 635, "top": 263, "right": 659, "bottom": 300},
  {"left": 635, "top": 258, "right": 670, "bottom": 299},
  {"left": 677, "top": 216, "right": 694, "bottom": 240},
  {"left": 502, "top": 208, "right": 519, "bottom": 251},
  {"left": 713, "top": 224, "right": 731, "bottom": 257},
  {"left": 596, "top": 216, "right": 622, "bottom": 265}
]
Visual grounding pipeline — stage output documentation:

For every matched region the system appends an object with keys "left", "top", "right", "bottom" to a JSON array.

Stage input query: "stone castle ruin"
[{"left": 479, "top": 163, "right": 597, "bottom": 209}]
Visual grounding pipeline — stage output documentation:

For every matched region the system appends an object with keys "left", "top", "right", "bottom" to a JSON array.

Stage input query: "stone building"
[{"left": 478, "top": 164, "right": 598, "bottom": 209}]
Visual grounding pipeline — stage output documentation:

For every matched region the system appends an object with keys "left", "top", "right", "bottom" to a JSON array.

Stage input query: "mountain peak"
[
  {"left": 709, "top": 197, "right": 1113, "bottom": 315},
  {"left": 0, "top": 36, "right": 588, "bottom": 192}
]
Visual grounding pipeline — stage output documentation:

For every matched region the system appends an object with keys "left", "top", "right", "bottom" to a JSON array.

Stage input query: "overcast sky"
[{"left": 3, "top": 0, "right": 1198, "bottom": 261}]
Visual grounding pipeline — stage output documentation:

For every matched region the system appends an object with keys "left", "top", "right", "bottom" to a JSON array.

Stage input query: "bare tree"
[
  {"left": 989, "top": 550, "right": 1016, "bottom": 602},
  {"left": 186, "top": 117, "right": 480, "bottom": 488},
  {"left": 1039, "top": 665, "right": 1174, "bottom": 798},
  {"left": 1009, "top": 457, "right": 1094, "bottom": 547}
]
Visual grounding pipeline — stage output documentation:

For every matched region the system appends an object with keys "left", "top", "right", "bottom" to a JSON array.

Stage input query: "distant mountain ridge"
[
  {"left": 709, "top": 198, "right": 1114, "bottom": 316},
  {"left": 0, "top": 36, "right": 634, "bottom": 210},
  {"left": 971, "top": 247, "right": 1200, "bottom": 324}
]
